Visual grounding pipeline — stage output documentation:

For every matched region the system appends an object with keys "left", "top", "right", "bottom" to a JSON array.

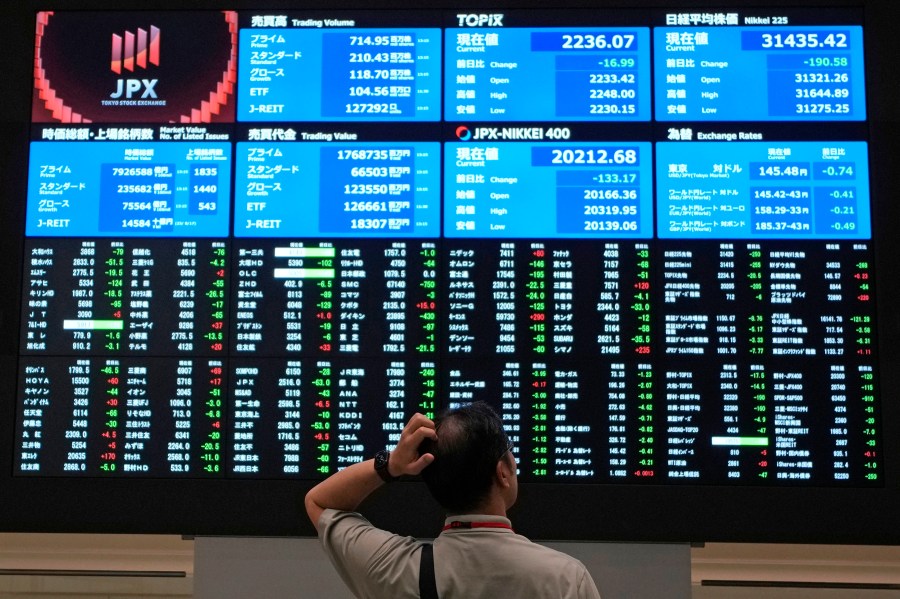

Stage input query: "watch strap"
[{"left": 374, "top": 450, "right": 398, "bottom": 482}]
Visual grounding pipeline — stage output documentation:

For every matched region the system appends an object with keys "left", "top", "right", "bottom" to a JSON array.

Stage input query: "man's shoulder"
[
  {"left": 319, "top": 509, "right": 421, "bottom": 556},
  {"left": 318, "top": 509, "right": 424, "bottom": 598},
  {"left": 319, "top": 508, "right": 370, "bottom": 529},
  {"left": 506, "top": 537, "right": 600, "bottom": 597},
  {"left": 511, "top": 534, "right": 590, "bottom": 565},
  {"left": 437, "top": 532, "right": 600, "bottom": 598},
  {"left": 447, "top": 529, "right": 589, "bottom": 572}
]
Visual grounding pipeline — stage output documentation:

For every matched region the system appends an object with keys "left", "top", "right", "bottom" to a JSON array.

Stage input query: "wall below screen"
[
  {"left": 2, "top": 534, "right": 900, "bottom": 598},
  {"left": 0, "top": 533, "right": 192, "bottom": 598}
]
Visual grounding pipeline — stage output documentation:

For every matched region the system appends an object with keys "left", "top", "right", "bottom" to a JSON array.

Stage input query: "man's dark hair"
[{"left": 419, "top": 401, "right": 510, "bottom": 514}]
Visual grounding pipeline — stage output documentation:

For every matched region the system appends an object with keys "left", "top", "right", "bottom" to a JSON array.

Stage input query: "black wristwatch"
[{"left": 374, "top": 450, "right": 398, "bottom": 482}]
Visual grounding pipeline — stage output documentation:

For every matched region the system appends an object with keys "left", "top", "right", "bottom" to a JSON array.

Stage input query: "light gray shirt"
[{"left": 318, "top": 509, "right": 602, "bottom": 598}]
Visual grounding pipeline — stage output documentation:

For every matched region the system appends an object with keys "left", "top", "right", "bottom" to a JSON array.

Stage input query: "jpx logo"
[
  {"left": 111, "top": 25, "right": 160, "bottom": 74},
  {"left": 456, "top": 14, "right": 504, "bottom": 27},
  {"left": 110, "top": 25, "right": 160, "bottom": 99}
]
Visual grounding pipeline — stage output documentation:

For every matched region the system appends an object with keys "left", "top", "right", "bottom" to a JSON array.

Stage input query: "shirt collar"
[{"left": 441, "top": 514, "right": 513, "bottom": 533}]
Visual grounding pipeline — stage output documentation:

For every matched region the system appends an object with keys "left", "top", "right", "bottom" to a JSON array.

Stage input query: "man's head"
[{"left": 419, "top": 401, "right": 517, "bottom": 515}]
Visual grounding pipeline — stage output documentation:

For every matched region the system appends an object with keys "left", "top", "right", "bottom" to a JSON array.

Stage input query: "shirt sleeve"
[
  {"left": 317, "top": 509, "right": 422, "bottom": 599},
  {"left": 577, "top": 567, "right": 603, "bottom": 599}
]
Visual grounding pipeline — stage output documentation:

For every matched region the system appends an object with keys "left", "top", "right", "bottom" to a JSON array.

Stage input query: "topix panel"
[{"left": 446, "top": 27, "right": 651, "bottom": 121}]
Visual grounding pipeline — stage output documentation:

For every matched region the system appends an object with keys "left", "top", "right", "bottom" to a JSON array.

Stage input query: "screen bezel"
[{"left": 1, "top": 0, "right": 898, "bottom": 544}]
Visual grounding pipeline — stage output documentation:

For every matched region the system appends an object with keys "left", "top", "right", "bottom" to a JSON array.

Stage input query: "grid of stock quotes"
[{"left": 16, "top": 8, "right": 880, "bottom": 486}]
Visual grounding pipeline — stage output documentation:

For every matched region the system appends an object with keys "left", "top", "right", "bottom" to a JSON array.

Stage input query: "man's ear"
[{"left": 495, "top": 455, "right": 513, "bottom": 488}]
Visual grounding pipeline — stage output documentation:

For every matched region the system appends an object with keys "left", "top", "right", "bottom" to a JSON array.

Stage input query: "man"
[{"left": 305, "top": 401, "right": 602, "bottom": 598}]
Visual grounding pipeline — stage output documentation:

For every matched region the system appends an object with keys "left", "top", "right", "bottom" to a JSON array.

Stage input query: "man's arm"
[{"left": 304, "top": 412, "right": 437, "bottom": 531}]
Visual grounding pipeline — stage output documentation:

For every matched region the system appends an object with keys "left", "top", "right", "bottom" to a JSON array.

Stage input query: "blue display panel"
[
  {"left": 234, "top": 142, "right": 441, "bottom": 237},
  {"left": 238, "top": 29, "right": 441, "bottom": 121},
  {"left": 26, "top": 142, "right": 231, "bottom": 237},
  {"left": 445, "top": 142, "right": 652, "bottom": 238},
  {"left": 655, "top": 26, "right": 865, "bottom": 121},
  {"left": 446, "top": 28, "right": 650, "bottom": 121},
  {"left": 657, "top": 141, "right": 870, "bottom": 239}
]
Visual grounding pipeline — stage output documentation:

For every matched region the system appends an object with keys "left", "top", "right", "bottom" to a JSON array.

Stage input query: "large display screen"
[{"left": 2, "top": 1, "right": 899, "bottom": 542}]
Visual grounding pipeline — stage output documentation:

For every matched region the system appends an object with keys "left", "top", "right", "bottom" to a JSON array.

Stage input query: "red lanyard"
[{"left": 442, "top": 521, "right": 514, "bottom": 532}]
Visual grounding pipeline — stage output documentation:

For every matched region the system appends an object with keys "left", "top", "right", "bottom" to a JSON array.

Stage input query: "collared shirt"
[{"left": 318, "top": 509, "right": 602, "bottom": 598}]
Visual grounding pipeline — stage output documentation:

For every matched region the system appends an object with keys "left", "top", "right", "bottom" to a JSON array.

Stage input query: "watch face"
[
  {"left": 375, "top": 450, "right": 389, "bottom": 469},
  {"left": 375, "top": 451, "right": 394, "bottom": 481}
]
